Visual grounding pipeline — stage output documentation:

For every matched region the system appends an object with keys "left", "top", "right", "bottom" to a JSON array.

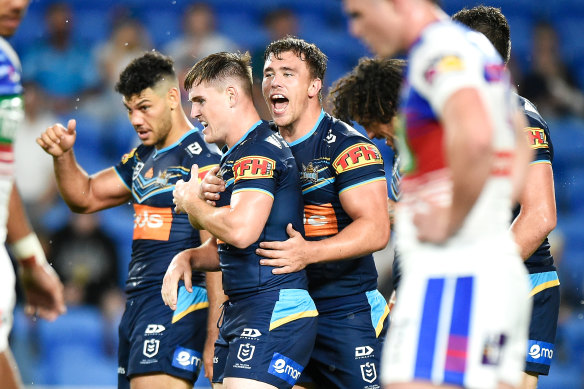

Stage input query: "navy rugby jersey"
[
  {"left": 288, "top": 111, "right": 386, "bottom": 299},
  {"left": 115, "top": 129, "right": 220, "bottom": 296},
  {"left": 215, "top": 120, "right": 306, "bottom": 299},
  {"left": 513, "top": 96, "right": 555, "bottom": 272}
]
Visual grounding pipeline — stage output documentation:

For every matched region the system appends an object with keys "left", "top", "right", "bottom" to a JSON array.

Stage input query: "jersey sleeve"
[
  {"left": 231, "top": 143, "right": 280, "bottom": 199},
  {"left": 523, "top": 106, "right": 552, "bottom": 165},
  {"left": 331, "top": 135, "right": 386, "bottom": 194},
  {"left": 410, "top": 26, "right": 499, "bottom": 116},
  {"left": 114, "top": 147, "right": 137, "bottom": 190}
]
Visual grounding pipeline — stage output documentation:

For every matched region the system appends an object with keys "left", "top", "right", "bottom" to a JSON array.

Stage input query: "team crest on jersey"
[
  {"left": 525, "top": 127, "right": 548, "bottom": 149},
  {"left": 333, "top": 143, "right": 382, "bottom": 174},
  {"left": 155, "top": 170, "right": 172, "bottom": 186},
  {"left": 233, "top": 156, "right": 275, "bottom": 182},
  {"left": 301, "top": 162, "right": 319, "bottom": 183},
  {"left": 424, "top": 55, "right": 464, "bottom": 84}
]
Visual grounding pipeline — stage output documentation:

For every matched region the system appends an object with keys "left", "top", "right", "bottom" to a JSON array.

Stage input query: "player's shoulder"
[
  {"left": 324, "top": 113, "right": 375, "bottom": 148},
  {"left": 247, "top": 120, "right": 291, "bottom": 153},
  {"left": 179, "top": 129, "right": 221, "bottom": 159},
  {"left": 518, "top": 95, "right": 549, "bottom": 130}
]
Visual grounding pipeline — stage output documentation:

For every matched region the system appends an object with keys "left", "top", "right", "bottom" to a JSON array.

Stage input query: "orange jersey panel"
[
  {"left": 133, "top": 204, "right": 173, "bottom": 241},
  {"left": 304, "top": 203, "right": 338, "bottom": 237}
]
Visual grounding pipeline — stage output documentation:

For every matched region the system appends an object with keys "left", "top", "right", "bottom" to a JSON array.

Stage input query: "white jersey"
[{"left": 384, "top": 19, "right": 530, "bottom": 388}]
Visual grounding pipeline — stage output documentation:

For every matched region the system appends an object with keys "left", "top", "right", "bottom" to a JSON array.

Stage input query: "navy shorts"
[
  {"left": 525, "top": 271, "right": 560, "bottom": 375},
  {"left": 298, "top": 290, "right": 389, "bottom": 389},
  {"left": 212, "top": 289, "right": 318, "bottom": 388},
  {"left": 118, "top": 285, "right": 208, "bottom": 388}
]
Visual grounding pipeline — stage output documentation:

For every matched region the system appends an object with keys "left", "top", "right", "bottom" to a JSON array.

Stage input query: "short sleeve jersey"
[
  {"left": 287, "top": 111, "right": 386, "bottom": 299},
  {"left": 214, "top": 121, "right": 306, "bottom": 299},
  {"left": 396, "top": 20, "right": 519, "bottom": 249},
  {"left": 114, "top": 129, "right": 220, "bottom": 296},
  {"left": 0, "top": 38, "right": 23, "bottom": 238},
  {"left": 513, "top": 96, "right": 555, "bottom": 272}
]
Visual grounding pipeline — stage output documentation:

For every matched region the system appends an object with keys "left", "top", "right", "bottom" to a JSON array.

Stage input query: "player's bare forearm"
[{"left": 6, "top": 184, "right": 33, "bottom": 243}]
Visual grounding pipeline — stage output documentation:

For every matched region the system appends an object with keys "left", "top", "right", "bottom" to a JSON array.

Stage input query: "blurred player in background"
[
  {"left": 37, "top": 51, "right": 222, "bottom": 389},
  {"left": 343, "top": 0, "right": 533, "bottom": 388},
  {"left": 163, "top": 51, "right": 318, "bottom": 389},
  {"left": 453, "top": 7, "right": 559, "bottom": 389},
  {"left": 328, "top": 56, "right": 405, "bottom": 301},
  {"left": 0, "top": 1, "right": 66, "bottom": 388}
]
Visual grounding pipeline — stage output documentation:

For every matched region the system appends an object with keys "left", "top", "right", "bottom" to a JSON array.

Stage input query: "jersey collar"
[
  {"left": 288, "top": 109, "right": 325, "bottom": 147},
  {"left": 221, "top": 120, "right": 262, "bottom": 161}
]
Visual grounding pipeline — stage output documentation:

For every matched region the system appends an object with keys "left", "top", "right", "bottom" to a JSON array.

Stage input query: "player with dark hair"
[
  {"left": 343, "top": 0, "right": 532, "bottom": 388},
  {"left": 328, "top": 57, "right": 405, "bottom": 297},
  {"left": 162, "top": 51, "right": 318, "bottom": 389},
  {"left": 0, "top": 1, "right": 66, "bottom": 388},
  {"left": 454, "top": 7, "right": 559, "bottom": 389},
  {"left": 37, "top": 51, "right": 222, "bottom": 389}
]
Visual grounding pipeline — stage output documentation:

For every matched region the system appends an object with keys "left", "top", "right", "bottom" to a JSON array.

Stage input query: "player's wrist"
[{"left": 9, "top": 233, "right": 48, "bottom": 268}]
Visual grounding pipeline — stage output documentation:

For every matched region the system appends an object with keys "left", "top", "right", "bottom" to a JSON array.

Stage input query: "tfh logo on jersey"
[
  {"left": 360, "top": 362, "right": 377, "bottom": 384},
  {"left": 143, "top": 339, "right": 160, "bottom": 358},
  {"left": 233, "top": 156, "right": 275, "bottom": 182},
  {"left": 525, "top": 127, "right": 548, "bottom": 149},
  {"left": 133, "top": 204, "right": 172, "bottom": 241},
  {"left": 333, "top": 143, "right": 382, "bottom": 174},
  {"left": 237, "top": 343, "right": 255, "bottom": 362}
]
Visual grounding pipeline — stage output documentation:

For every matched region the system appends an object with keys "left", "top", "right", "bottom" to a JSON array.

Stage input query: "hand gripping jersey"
[
  {"left": 514, "top": 96, "right": 555, "bottom": 273},
  {"left": 396, "top": 21, "right": 520, "bottom": 252},
  {"left": 287, "top": 110, "right": 386, "bottom": 300},
  {"left": 114, "top": 130, "right": 220, "bottom": 296},
  {"left": 214, "top": 120, "right": 307, "bottom": 299}
]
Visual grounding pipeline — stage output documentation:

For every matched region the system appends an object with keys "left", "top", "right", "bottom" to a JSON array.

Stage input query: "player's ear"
[
  {"left": 308, "top": 78, "right": 322, "bottom": 99},
  {"left": 226, "top": 85, "right": 238, "bottom": 108},
  {"left": 168, "top": 87, "right": 180, "bottom": 110}
]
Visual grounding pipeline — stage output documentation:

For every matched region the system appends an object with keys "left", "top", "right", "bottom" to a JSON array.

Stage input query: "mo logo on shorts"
[
  {"left": 268, "top": 353, "right": 303, "bottom": 385},
  {"left": 527, "top": 341, "right": 554, "bottom": 365},
  {"left": 360, "top": 362, "right": 377, "bottom": 384}
]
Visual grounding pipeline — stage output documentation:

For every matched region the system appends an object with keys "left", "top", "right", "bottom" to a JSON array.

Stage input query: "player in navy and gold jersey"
[
  {"left": 255, "top": 37, "right": 390, "bottom": 389},
  {"left": 162, "top": 52, "right": 317, "bottom": 389},
  {"left": 1, "top": 1, "right": 66, "bottom": 388},
  {"left": 453, "top": 7, "right": 559, "bottom": 388},
  {"left": 37, "top": 52, "right": 222, "bottom": 389}
]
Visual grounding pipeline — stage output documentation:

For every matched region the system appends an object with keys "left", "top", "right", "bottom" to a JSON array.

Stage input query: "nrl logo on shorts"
[
  {"left": 360, "top": 362, "right": 377, "bottom": 384},
  {"left": 301, "top": 162, "right": 318, "bottom": 183},
  {"left": 143, "top": 339, "right": 160, "bottom": 358},
  {"left": 237, "top": 343, "right": 255, "bottom": 362}
]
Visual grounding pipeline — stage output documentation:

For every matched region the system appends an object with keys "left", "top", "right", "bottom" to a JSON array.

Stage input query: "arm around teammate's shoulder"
[{"left": 37, "top": 119, "right": 131, "bottom": 213}]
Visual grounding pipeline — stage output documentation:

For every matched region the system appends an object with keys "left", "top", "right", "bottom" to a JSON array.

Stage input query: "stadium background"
[{"left": 8, "top": 0, "right": 584, "bottom": 387}]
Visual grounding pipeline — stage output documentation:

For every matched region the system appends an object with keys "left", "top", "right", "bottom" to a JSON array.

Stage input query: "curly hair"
[
  {"left": 328, "top": 57, "right": 404, "bottom": 126},
  {"left": 452, "top": 6, "right": 511, "bottom": 64},
  {"left": 264, "top": 36, "right": 327, "bottom": 99},
  {"left": 115, "top": 51, "right": 176, "bottom": 98}
]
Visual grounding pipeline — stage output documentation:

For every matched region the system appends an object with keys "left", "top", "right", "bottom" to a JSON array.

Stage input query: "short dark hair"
[
  {"left": 328, "top": 57, "right": 405, "bottom": 126},
  {"left": 264, "top": 36, "right": 327, "bottom": 99},
  {"left": 183, "top": 52, "right": 253, "bottom": 96},
  {"left": 452, "top": 6, "right": 511, "bottom": 64},
  {"left": 115, "top": 51, "right": 176, "bottom": 98}
]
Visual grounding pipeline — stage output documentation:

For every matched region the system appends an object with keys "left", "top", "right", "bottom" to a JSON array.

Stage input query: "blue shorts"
[
  {"left": 212, "top": 289, "right": 318, "bottom": 388},
  {"left": 525, "top": 271, "right": 560, "bottom": 375},
  {"left": 299, "top": 290, "right": 389, "bottom": 389},
  {"left": 118, "top": 285, "right": 208, "bottom": 388}
]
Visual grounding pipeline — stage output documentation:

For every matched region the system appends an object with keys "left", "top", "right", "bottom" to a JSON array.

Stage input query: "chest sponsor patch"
[
  {"left": 333, "top": 143, "right": 383, "bottom": 174},
  {"left": 133, "top": 204, "right": 173, "bottom": 241},
  {"left": 525, "top": 127, "right": 548, "bottom": 149},
  {"left": 233, "top": 156, "right": 275, "bottom": 182}
]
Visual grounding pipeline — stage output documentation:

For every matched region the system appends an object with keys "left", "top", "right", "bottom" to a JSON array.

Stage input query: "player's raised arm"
[{"left": 37, "top": 119, "right": 131, "bottom": 213}]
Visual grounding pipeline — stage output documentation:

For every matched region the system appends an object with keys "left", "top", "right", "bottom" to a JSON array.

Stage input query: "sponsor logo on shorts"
[
  {"left": 355, "top": 345, "right": 374, "bottom": 358},
  {"left": 527, "top": 340, "right": 554, "bottom": 365},
  {"left": 213, "top": 356, "right": 219, "bottom": 364},
  {"left": 333, "top": 143, "right": 382, "bottom": 174},
  {"left": 481, "top": 333, "right": 507, "bottom": 366},
  {"left": 133, "top": 204, "right": 172, "bottom": 241},
  {"left": 143, "top": 339, "right": 160, "bottom": 358},
  {"left": 241, "top": 328, "right": 262, "bottom": 338},
  {"left": 360, "top": 361, "right": 378, "bottom": 384},
  {"left": 233, "top": 156, "right": 275, "bottom": 182},
  {"left": 117, "top": 366, "right": 126, "bottom": 375},
  {"left": 145, "top": 324, "right": 165, "bottom": 335},
  {"left": 237, "top": 343, "right": 255, "bottom": 362},
  {"left": 267, "top": 352, "right": 303, "bottom": 386},
  {"left": 172, "top": 346, "right": 202, "bottom": 372}
]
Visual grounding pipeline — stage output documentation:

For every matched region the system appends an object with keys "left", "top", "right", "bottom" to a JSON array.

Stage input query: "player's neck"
[
  {"left": 279, "top": 104, "right": 322, "bottom": 144},
  {"left": 225, "top": 108, "right": 262, "bottom": 149},
  {"left": 156, "top": 110, "right": 193, "bottom": 149}
]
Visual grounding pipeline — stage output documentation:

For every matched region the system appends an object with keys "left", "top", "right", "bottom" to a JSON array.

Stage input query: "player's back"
[{"left": 215, "top": 121, "right": 307, "bottom": 299}]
